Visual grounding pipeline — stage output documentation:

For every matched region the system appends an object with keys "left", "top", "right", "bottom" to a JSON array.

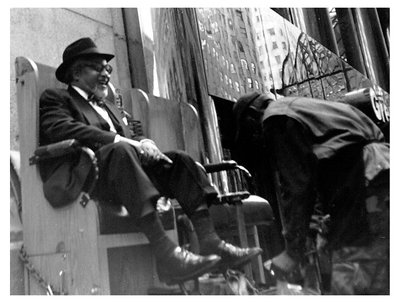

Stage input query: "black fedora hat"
[
  {"left": 56, "top": 37, "right": 114, "bottom": 83},
  {"left": 232, "top": 92, "right": 275, "bottom": 143}
]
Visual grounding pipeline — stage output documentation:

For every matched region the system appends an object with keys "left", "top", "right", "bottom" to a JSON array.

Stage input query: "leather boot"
[
  {"left": 191, "top": 209, "right": 262, "bottom": 271},
  {"left": 212, "top": 240, "right": 263, "bottom": 271},
  {"left": 157, "top": 246, "right": 221, "bottom": 285}
]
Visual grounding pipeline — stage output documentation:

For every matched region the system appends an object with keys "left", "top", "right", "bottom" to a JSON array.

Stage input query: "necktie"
[{"left": 88, "top": 94, "right": 106, "bottom": 107}]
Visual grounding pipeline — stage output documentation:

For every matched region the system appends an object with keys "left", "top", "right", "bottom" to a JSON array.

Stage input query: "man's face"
[{"left": 73, "top": 57, "right": 112, "bottom": 99}]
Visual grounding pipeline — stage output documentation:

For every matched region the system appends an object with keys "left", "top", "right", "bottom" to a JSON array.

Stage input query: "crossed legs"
[{"left": 94, "top": 142, "right": 262, "bottom": 284}]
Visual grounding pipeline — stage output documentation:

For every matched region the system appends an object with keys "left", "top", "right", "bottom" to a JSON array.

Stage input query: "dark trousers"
[
  {"left": 93, "top": 142, "right": 218, "bottom": 219},
  {"left": 280, "top": 146, "right": 371, "bottom": 253},
  {"left": 317, "top": 146, "right": 371, "bottom": 249}
]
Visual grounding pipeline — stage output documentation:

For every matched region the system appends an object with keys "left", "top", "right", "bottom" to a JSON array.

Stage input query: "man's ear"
[{"left": 72, "top": 70, "right": 81, "bottom": 82}]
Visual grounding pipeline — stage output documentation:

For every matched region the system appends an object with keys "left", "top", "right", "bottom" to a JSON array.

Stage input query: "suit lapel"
[
  {"left": 103, "top": 101, "right": 131, "bottom": 137},
  {"left": 103, "top": 101, "right": 124, "bottom": 135}
]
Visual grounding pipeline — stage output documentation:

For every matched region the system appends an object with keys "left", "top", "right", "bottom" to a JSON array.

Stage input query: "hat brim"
[{"left": 56, "top": 52, "right": 114, "bottom": 83}]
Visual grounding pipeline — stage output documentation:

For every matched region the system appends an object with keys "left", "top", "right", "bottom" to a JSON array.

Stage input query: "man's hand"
[
  {"left": 117, "top": 136, "right": 172, "bottom": 165},
  {"left": 140, "top": 139, "right": 173, "bottom": 165},
  {"left": 118, "top": 136, "right": 142, "bottom": 149}
]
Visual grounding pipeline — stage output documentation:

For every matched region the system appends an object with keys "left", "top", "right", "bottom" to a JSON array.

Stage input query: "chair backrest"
[
  {"left": 129, "top": 89, "right": 205, "bottom": 162},
  {"left": 15, "top": 57, "right": 63, "bottom": 252},
  {"left": 16, "top": 57, "right": 62, "bottom": 160}
]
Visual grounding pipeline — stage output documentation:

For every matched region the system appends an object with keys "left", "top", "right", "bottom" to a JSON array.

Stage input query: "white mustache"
[{"left": 97, "top": 75, "right": 110, "bottom": 85}]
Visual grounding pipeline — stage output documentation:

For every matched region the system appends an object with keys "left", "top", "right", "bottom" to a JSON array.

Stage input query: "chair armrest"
[
  {"left": 203, "top": 160, "right": 252, "bottom": 179},
  {"left": 199, "top": 160, "right": 252, "bottom": 205},
  {"left": 29, "top": 139, "right": 99, "bottom": 207},
  {"left": 29, "top": 139, "right": 81, "bottom": 165},
  {"left": 203, "top": 160, "right": 237, "bottom": 173}
]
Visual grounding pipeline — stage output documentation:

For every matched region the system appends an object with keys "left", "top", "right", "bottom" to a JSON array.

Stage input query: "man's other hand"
[{"left": 140, "top": 139, "right": 173, "bottom": 166}]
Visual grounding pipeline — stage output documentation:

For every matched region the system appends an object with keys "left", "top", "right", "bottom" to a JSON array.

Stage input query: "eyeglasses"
[{"left": 84, "top": 62, "right": 113, "bottom": 74}]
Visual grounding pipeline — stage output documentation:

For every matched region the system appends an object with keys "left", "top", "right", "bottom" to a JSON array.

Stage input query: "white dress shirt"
[{"left": 72, "top": 85, "right": 118, "bottom": 133}]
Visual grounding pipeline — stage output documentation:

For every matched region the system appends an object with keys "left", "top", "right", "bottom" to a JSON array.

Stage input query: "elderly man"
[
  {"left": 232, "top": 92, "right": 389, "bottom": 294},
  {"left": 39, "top": 37, "right": 262, "bottom": 285}
]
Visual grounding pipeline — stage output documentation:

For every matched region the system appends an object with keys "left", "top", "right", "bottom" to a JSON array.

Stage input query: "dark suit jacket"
[
  {"left": 39, "top": 86, "right": 145, "bottom": 205},
  {"left": 263, "top": 97, "right": 385, "bottom": 160}
]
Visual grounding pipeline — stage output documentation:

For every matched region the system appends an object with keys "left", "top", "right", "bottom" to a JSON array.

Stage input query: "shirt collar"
[{"left": 71, "top": 85, "right": 90, "bottom": 101}]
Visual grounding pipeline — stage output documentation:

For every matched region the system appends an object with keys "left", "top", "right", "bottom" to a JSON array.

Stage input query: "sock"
[
  {"left": 190, "top": 209, "right": 222, "bottom": 255},
  {"left": 139, "top": 211, "right": 177, "bottom": 259}
]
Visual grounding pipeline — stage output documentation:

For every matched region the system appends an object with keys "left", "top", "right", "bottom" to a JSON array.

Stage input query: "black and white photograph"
[{"left": 8, "top": 3, "right": 393, "bottom": 297}]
